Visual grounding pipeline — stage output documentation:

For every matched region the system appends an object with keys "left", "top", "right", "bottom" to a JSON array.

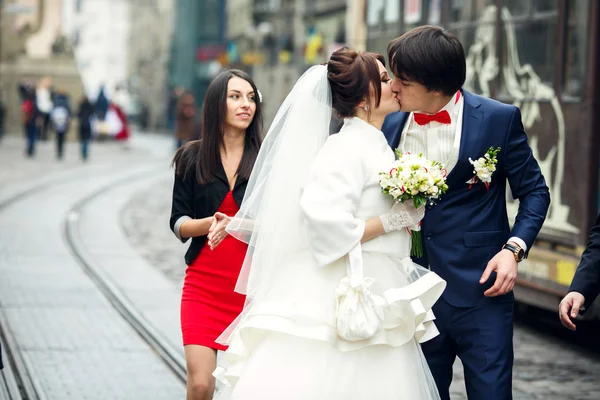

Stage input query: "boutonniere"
[{"left": 467, "top": 147, "right": 500, "bottom": 190}]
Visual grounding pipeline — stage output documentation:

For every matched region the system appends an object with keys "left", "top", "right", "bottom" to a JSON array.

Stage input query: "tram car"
[{"left": 366, "top": 0, "right": 600, "bottom": 318}]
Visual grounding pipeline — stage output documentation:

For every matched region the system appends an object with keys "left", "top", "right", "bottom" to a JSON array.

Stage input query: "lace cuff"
[{"left": 379, "top": 210, "right": 412, "bottom": 233}]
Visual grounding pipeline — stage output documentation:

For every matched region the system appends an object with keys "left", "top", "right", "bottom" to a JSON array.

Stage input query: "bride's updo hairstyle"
[{"left": 326, "top": 47, "right": 386, "bottom": 118}]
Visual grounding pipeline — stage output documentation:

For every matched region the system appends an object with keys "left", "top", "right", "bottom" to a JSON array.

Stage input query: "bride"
[{"left": 208, "top": 47, "right": 446, "bottom": 399}]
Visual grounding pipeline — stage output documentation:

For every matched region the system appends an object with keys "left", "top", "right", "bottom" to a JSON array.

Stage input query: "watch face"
[{"left": 517, "top": 249, "right": 525, "bottom": 260}]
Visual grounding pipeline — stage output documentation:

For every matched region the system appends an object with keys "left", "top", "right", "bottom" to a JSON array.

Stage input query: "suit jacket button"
[{"left": 426, "top": 234, "right": 432, "bottom": 240}]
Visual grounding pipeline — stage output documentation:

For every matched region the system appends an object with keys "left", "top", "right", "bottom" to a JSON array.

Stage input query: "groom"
[{"left": 382, "top": 26, "right": 550, "bottom": 399}]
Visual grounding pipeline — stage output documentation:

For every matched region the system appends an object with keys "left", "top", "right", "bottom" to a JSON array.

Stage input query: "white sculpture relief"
[{"left": 464, "top": 5, "right": 578, "bottom": 236}]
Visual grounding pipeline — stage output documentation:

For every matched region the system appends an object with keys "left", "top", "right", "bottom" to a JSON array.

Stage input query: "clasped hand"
[{"left": 207, "top": 212, "right": 231, "bottom": 250}]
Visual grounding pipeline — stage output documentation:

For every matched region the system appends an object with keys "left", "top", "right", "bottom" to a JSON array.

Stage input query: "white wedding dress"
[{"left": 214, "top": 116, "right": 446, "bottom": 400}]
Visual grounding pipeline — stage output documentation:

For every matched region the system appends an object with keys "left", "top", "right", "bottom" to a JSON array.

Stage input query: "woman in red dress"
[{"left": 170, "top": 70, "right": 262, "bottom": 400}]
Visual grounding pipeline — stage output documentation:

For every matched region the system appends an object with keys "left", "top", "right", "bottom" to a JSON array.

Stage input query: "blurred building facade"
[
  {"left": 221, "top": 0, "right": 365, "bottom": 125},
  {"left": 126, "top": 0, "right": 174, "bottom": 129},
  {"left": 0, "top": 0, "right": 85, "bottom": 133},
  {"left": 66, "top": 0, "right": 130, "bottom": 101},
  {"left": 162, "top": 0, "right": 366, "bottom": 127}
]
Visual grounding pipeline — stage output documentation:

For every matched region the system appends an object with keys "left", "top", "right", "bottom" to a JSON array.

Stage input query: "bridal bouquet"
[{"left": 378, "top": 151, "right": 449, "bottom": 257}]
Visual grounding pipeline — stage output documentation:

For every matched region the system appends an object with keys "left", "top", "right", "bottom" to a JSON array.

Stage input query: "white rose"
[{"left": 390, "top": 187, "right": 402, "bottom": 198}]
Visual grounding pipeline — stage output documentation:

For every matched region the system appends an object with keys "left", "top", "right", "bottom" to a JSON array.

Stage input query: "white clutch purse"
[{"left": 335, "top": 243, "right": 385, "bottom": 341}]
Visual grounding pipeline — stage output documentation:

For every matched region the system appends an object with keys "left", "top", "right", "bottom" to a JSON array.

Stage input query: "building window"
[{"left": 563, "top": 0, "right": 589, "bottom": 99}]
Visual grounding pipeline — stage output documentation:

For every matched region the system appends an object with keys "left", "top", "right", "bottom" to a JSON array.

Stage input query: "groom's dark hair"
[{"left": 388, "top": 25, "right": 466, "bottom": 96}]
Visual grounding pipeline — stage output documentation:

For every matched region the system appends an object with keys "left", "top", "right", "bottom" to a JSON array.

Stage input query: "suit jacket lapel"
[{"left": 445, "top": 90, "right": 483, "bottom": 185}]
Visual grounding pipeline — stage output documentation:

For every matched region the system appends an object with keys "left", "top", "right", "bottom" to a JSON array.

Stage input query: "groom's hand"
[{"left": 480, "top": 248, "right": 518, "bottom": 297}]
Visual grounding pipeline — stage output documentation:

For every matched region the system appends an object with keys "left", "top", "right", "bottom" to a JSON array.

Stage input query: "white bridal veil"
[{"left": 225, "top": 65, "right": 332, "bottom": 303}]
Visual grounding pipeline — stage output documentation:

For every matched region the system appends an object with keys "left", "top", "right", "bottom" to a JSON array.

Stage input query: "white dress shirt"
[
  {"left": 397, "top": 92, "right": 527, "bottom": 252},
  {"left": 399, "top": 91, "right": 463, "bottom": 174}
]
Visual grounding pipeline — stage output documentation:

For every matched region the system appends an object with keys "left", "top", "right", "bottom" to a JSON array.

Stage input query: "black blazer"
[
  {"left": 170, "top": 161, "right": 247, "bottom": 265},
  {"left": 569, "top": 213, "right": 600, "bottom": 310}
]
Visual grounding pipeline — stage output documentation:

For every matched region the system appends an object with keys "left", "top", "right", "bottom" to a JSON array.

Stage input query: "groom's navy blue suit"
[{"left": 382, "top": 89, "right": 550, "bottom": 400}]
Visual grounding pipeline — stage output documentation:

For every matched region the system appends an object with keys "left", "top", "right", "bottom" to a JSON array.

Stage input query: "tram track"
[
  {"left": 0, "top": 165, "right": 186, "bottom": 399},
  {"left": 0, "top": 173, "right": 81, "bottom": 400},
  {"left": 62, "top": 167, "right": 187, "bottom": 386}
]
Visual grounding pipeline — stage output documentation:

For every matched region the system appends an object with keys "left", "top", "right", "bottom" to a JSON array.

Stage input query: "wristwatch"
[{"left": 502, "top": 242, "right": 525, "bottom": 263}]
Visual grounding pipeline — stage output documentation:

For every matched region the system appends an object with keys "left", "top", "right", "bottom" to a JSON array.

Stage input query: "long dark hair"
[{"left": 172, "top": 70, "right": 263, "bottom": 184}]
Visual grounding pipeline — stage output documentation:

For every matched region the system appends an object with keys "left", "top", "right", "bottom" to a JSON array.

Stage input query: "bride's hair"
[{"left": 326, "top": 47, "right": 386, "bottom": 118}]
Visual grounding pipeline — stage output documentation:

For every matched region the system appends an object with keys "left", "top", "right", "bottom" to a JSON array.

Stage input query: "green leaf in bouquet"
[{"left": 413, "top": 196, "right": 427, "bottom": 209}]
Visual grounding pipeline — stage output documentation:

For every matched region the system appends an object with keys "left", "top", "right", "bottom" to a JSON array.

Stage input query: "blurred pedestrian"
[
  {"left": 19, "top": 82, "right": 37, "bottom": 157},
  {"left": 95, "top": 85, "right": 109, "bottom": 121},
  {"left": 112, "top": 102, "right": 131, "bottom": 147},
  {"left": 174, "top": 90, "right": 196, "bottom": 149},
  {"left": 169, "top": 69, "right": 262, "bottom": 400},
  {"left": 36, "top": 76, "right": 53, "bottom": 141},
  {"left": 167, "top": 86, "right": 184, "bottom": 132},
  {"left": 50, "top": 90, "right": 71, "bottom": 160},
  {"left": 77, "top": 95, "right": 95, "bottom": 161},
  {"left": 138, "top": 102, "right": 150, "bottom": 130},
  {"left": 559, "top": 213, "right": 600, "bottom": 330}
]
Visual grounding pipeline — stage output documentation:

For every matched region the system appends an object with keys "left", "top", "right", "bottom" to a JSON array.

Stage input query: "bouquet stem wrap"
[{"left": 409, "top": 225, "right": 423, "bottom": 258}]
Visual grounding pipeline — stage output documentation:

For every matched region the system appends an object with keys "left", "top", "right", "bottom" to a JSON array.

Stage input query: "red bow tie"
[{"left": 413, "top": 110, "right": 451, "bottom": 125}]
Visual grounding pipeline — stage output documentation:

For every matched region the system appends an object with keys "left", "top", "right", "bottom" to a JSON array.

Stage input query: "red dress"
[{"left": 180, "top": 191, "right": 247, "bottom": 350}]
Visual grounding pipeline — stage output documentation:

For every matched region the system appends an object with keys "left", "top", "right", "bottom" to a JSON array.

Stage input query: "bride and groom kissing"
[{"left": 212, "top": 25, "right": 550, "bottom": 400}]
